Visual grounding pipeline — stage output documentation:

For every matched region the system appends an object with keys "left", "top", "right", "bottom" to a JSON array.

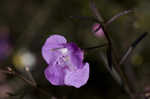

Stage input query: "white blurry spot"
[
  {"left": 21, "top": 52, "right": 36, "bottom": 67},
  {"left": 25, "top": 67, "right": 30, "bottom": 71},
  {"left": 13, "top": 48, "right": 36, "bottom": 69},
  {"left": 59, "top": 48, "right": 68, "bottom": 54}
]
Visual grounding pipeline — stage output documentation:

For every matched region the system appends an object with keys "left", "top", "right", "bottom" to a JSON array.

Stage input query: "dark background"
[{"left": 0, "top": 0, "right": 150, "bottom": 99}]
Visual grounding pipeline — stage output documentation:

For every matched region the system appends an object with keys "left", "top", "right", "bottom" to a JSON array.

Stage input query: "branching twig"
[
  {"left": 69, "top": 1, "right": 146, "bottom": 99},
  {"left": 89, "top": 1, "right": 138, "bottom": 98}
]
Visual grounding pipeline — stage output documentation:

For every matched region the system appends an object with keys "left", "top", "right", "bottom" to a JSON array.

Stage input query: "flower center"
[{"left": 54, "top": 48, "right": 76, "bottom": 71}]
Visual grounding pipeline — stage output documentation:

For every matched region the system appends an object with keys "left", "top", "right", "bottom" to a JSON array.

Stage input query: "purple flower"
[
  {"left": 92, "top": 23, "right": 104, "bottom": 37},
  {"left": 42, "top": 34, "right": 89, "bottom": 88}
]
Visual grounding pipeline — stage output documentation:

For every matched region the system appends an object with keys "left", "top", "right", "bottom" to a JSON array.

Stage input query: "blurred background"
[{"left": 0, "top": 0, "right": 150, "bottom": 99}]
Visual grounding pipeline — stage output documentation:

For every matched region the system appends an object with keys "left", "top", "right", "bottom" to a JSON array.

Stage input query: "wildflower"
[
  {"left": 42, "top": 34, "right": 89, "bottom": 88},
  {"left": 92, "top": 23, "right": 104, "bottom": 37}
]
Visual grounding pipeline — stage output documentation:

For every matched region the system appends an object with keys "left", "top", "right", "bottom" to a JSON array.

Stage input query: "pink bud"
[{"left": 92, "top": 23, "right": 104, "bottom": 37}]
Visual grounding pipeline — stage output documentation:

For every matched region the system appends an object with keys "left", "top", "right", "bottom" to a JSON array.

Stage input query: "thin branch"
[
  {"left": 119, "top": 32, "right": 148, "bottom": 65},
  {"left": 1, "top": 67, "right": 52, "bottom": 97},
  {"left": 131, "top": 32, "right": 148, "bottom": 48},
  {"left": 96, "top": 14, "right": 134, "bottom": 98},
  {"left": 93, "top": 7, "right": 135, "bottom": 99},
  {"left": 89, "top": 0, "right": 104, "bottom": 22},
  {"left": 25, "top": 67, "right": 37, "bottom": 86},
  {"left": 100, "top": 53, "right": 122, "bottom": 85},
  {"left": 119, "top": 47, "right": 133, "bottom": 65},
  {"left": 105, "top": 9, "right": 134, "bottom": 27}
]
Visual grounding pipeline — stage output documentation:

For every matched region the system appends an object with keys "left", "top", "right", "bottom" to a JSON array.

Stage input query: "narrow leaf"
[
  {"left": 131, "top": 32, "right": 148, "bottom": 48},
  {"left": 105, "top": 9, "right": 134, "bottom": 26},
  {"left": 119, "top": 32, "right": 148, "bottom": 65}
]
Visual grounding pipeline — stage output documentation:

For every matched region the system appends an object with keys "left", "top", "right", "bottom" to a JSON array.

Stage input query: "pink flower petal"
[
  {"left": 64, "top": 63, "right": 89, "bottom": 88},
  {"left": 92, "top": 23, "right": 104, "bottom": 37},
  {"left": 44, "top": 64, "right": 65, "bottom": 85},
  {"left": 42, "top": 34, "right": 67, "bottom": 64}
]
